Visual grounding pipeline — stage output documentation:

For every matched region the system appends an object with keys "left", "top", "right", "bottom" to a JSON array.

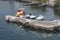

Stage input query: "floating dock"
[{"left": 5, "top": 15, "right": 60, "bottom": 33}]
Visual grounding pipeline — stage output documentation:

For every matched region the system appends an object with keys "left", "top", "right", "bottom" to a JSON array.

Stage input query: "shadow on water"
[
  {"left": 54, "top": 9, "right": 60, "bottom": 16},
  {"left": 30, "top": 6, "right": 46, "bottom": 13}
]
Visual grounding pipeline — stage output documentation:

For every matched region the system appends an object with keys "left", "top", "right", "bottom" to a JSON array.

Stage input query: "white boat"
[
  {"left": 36, "top": 15, "right": 44, "bottom": 20},
  {"left": 24, "top": 14, "right": 30, "bottom": 18},
  {"left": 5, "top": 15, "right": 45, "bottom": 24},
  {"left": 24, "top": 14, "right": 44, "bottom": 20},
  {"left": 24, "top": 14, "right": 36, "bottom": 19},
  {"left": 29, "top": 15, "right": 36, "bottom": 19}
]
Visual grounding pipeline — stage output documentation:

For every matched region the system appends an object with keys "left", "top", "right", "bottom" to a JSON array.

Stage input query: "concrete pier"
[{"left": 5, "top": 15, "right": 60, "bottom": 33}]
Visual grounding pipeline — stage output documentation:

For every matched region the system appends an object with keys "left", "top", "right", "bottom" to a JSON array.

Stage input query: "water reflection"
[
  {"left": 30, "top": 6, "right": 46, "bottom": 13},
  {"left": 29, "top": 5, "right": 60, "bottom": 20},
  {"left": 54, "top": 9, "right": 60, "bottom": 16}
]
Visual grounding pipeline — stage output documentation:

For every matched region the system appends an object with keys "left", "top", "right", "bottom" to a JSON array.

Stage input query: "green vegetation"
[
  {"left": 54, "top": 0, "right": 60, "bottom": 7},
  {"left": 38, "top": 0, "right": 60, "bottom": 4},
  {"left": 31, "top": 0, "right": 60, "bottom": 7},
  {"left": 38, "top": 0, "right": 60, "bottom": 7},
  {"left": 38, "top": 0, "right": 48, "bottom": 3},
  {"left": 55, "top": 0, "right": 60, "bottom": 5},
  {"left": 30, "top": 0, "right": 48, "bottom": 3}
]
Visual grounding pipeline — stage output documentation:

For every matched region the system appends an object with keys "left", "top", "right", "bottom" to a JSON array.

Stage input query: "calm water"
[{"left": 0, "top": 1, "right": 60, "bottom": 40}]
